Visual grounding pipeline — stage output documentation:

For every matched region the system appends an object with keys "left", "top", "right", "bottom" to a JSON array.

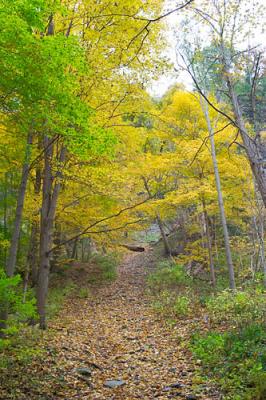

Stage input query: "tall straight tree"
[
  {"left": 177, "top": 38, "right": 236, "bottom": 288},
  {"left": 200, "top": 96, "right": 235, "bottom": 289}
]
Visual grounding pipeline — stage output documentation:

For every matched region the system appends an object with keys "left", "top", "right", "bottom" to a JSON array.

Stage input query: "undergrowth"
[
  {"left": 47, "top": 282, "right": 77, "bottom": 318},
  {"left": 148, "top": 260, "right": 194, "bottom": 319},
  {"left": 148, "top": 258, "right": 266, "bottom": 399},
  {"left": 89, "top": 253, "right": 119, "bottom": 283},
  {"left": 0, "top": 252, "right": 118, "bottom": 368}
]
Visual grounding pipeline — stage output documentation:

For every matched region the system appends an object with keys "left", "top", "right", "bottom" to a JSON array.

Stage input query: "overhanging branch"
[{"left": 48, "top": 196, "right": 152, "bottom": 254}]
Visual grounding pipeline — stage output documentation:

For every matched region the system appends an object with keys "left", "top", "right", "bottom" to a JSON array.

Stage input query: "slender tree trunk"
[
  {"left": 3, "top": 173, "right": 8, "bottom": 263},
  {"left": 27, "top": 163, "right": 42, "bottom": 288},
  {"left": 251, "top": 173, "right": 266, "bottom": 286},
  {"left": 51, "top": 223, "right": 63, "bottom": 271},
  {"left": 142, "top": 176, "right": 171, "bottom": 255},
  {"left": 1, "top": 135, "right": 33, "bottom": 335},
  {"left": 37, "top": 137, "right": 65, "bottom": 329},
  {"left": 37, "top": 21, "right": 58, "bottom": 329},
  {"left": 156, "top": 213, "right": 171, "bottom": 256},
  {"left": 201, "top": 96, "right": 236, "bottom": 289},
  {"left": 27, "top": 221, "right": 40, "bottom": 286},
  {"left": 202, "top": 198, "right": 216, "bottom": 286},
  {"left": 6, "top": 133, "right": 33, "bottom": 277},
  {"left": 261, "top": 220, "right": 266, "bottom": 287},
  {"left": 81, "top": 239, "right": 85, "bottom": 261},
  {"left": 71, "top": 238, "right": 78, "bottom": 259}
]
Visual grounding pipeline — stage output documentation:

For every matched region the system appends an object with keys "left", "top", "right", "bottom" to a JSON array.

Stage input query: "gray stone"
[
  {"left": 164, "top": 382, "right": 183, "bottom": 391},
  {"left": 76, "top": 368, "right": 92, "bottom": 376},
  {"left": 104, "top": 379, "right": 126, "bottom": 388},
  {"left": 169, "top": 382, "right": 183, "bottom": 389}
]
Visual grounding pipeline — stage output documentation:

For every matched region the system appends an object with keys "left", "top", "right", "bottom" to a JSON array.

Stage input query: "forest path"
[
  {"left": 1, "top": 250, "right": 219, "bottom": 400},
  {"left": 39, "top": 249, "right": 219, "bottom": 400}
]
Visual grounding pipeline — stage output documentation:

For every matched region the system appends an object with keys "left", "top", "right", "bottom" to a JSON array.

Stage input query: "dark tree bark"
[
  {"left": 6, "top": 133, "right": 33, "bottom": 277},
  {"left": 122, "top": 244, "right": 145, "bottom": 252},
  {"left": 71, "top": 238, "right": 78, "bottom": 259},
  {"left": 27, "top": 164, "right": 42, "bottom": 288},
  {"left": 1, "top": 134, "right": 33, "bottom": 335},
  {"left": 36, "top": 136, "right": 66, "bottom": 329}
]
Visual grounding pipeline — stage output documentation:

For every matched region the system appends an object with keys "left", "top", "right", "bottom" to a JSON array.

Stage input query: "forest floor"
[{"left": 1, "top": 249, "right": 220, "bottom": 400}]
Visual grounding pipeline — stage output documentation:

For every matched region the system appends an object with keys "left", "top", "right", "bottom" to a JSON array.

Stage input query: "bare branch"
[
  {"left": 48, "top": 196, "right": 153, "bottom": 254},
  {"left": 190, "top": 122, "right": 233, "bottom": 165}
]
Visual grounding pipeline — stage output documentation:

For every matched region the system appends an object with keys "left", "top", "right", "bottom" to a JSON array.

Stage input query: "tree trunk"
[
  {"left": 201, "top": 96, "right": 236, "bottom": 289},
  {"left": 28, "top": 221, "right": 40, "bottom": 286},
  {"left": 142, "top": 176, "right": 171, "bottom": 255},
  {"left": 37, "top": 137, "right": 65, "bottom": 329},
  {"left": 50, "top": 223, "right": 63, "bottom": 271},
  {"left": 156, "top": 213, "right": 171, "bottom": 256},
  {"left": 6, "top": 133, "right": 32, "bottom": 277},
  {"left": 71, "top": 238, "right": 78, "bottom": 259},
  {"left": 202, "top": 198, "right": 216, "bottom": 286},
  {"left": 3, "top": 172, "right": 8, "bottom": 263},
  {"left": 261, "top": 220, "right": 266, "bottom": 287},
  {"left": 1, "top": 134, "right": 32, "bottom": 335},
  {"left": 27, "top": 164, "right": 41, "bottom": 287}
]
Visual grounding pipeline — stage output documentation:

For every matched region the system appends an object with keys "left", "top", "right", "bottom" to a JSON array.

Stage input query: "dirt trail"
[
  {"left": 39, "top": 250, "right": 219, "bottom": 400},
  {"left": 1, "top": 251, "right": 220, "bottom": 400}
]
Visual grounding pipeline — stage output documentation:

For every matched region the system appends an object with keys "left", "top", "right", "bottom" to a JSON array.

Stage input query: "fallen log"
[{"left": 121, "top": 244, "right": 145, "bottom": 252}]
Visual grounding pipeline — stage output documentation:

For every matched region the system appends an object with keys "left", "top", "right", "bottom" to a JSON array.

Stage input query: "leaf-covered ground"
[{"left": 1, "top": 250, "right": 220, "bottom": 399}]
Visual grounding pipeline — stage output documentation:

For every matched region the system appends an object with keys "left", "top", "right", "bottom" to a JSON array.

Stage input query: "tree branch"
[{"left": 48, "top": 196, "right": 152, "bottom": 254}]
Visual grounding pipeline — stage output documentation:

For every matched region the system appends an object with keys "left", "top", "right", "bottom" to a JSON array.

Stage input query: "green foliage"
[
  {"left": 0, "top": 326, "right": 44, "bottom": 369},
  {"left": 78, "top": 287, "right": 91, "bottom": 299},
  {"left": 148, "top": 260, "right": 191, "bottom": 290},
  {"left": 0, "top": 0, "right": 116, "bottom": 159},
  {"left": 47, "top": 283, "right": 77, "bottom": 318},
  {"left": 173, "top": 295, "right": 191, "bottom": 317},
  {"left": 191, "top": 324, "right": 266, "bottom": 399},
  {"left": 93, "top": 253, "right": 118, "bottom": 282},
  {"left": 191, "top": 289, "right": 266, "bottom": 398},
  {"left": 152, "top": 290, "right": 192, "bottom": 319},
  {"left": 235, "top": 67, "right": 266, "bottom": 128},
  {"left": 206, "top": 289, "right": 265, "bottom": 328},
  {"left": 148, "top": 260, "right": 192, "bottom": 320},
  {"left": 0, "top": 269, "right": 36, "bottom": 348}
]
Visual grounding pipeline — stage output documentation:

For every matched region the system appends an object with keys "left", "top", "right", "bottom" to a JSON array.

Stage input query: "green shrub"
[
  {"left": 148, "top": 260, "right": 190, "bottom": 290},
  {"left": 47, "top": 282, "right": 77, "bottom": 318},
  {"left": 191, "top": 324, "right": 266, "bottom": 399},
  {"left": 191, "top": 288, "right": 266, "bottom": 398},
  {"left": 206, "top": 289, "right": 265, "bottom": 328},
  {"left": 93, "top": 253, "right": 118, "bottom": 282},
  {"left": 0, "top": 269, "right": 36, "bottom": 349},
  {"left": 78, "top": 287, "right": 90, "bottom": 299},
  {"left": 148, "top": 260, "right": 192, "bottom": 320},
  {"left": 152, "top": 290, "right": 192, "bottom": 319},
  {"left": 173, "top": 295, "right": 191, "bottom": 317}
]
